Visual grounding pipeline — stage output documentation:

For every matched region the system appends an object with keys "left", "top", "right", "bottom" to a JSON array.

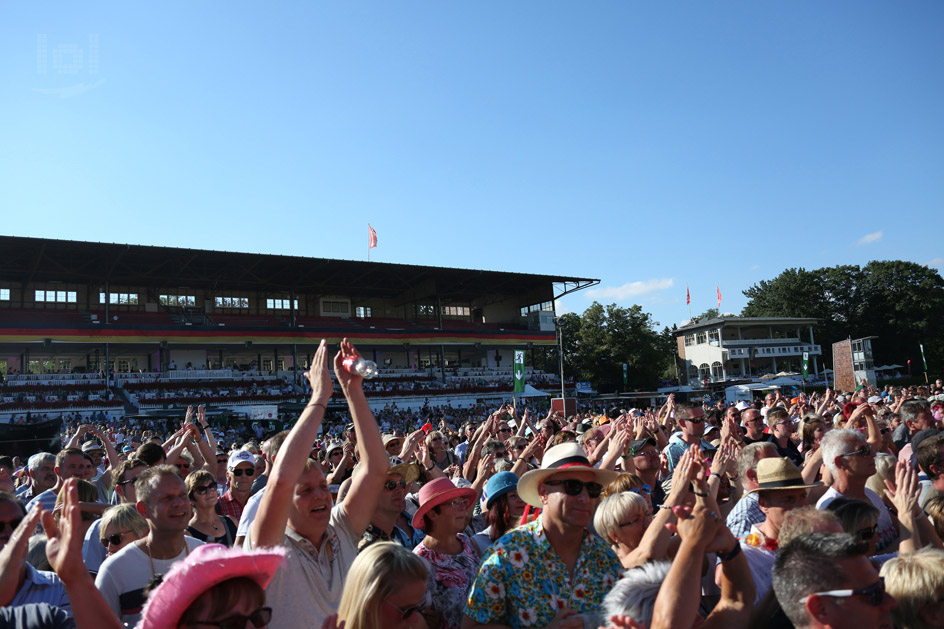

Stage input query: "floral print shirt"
[
  {"left": 465, "top": 515, "right": 621, "bottom": 628},
  {"left": 414, "top": 533, "right": 481, "bottom": 629}
]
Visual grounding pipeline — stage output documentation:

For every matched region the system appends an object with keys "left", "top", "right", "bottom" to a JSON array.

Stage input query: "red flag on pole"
[
  {"left": 717, "top": 285, "right": 722, "bottom": 309},
  {"left": 686, "top": 285, "right": 690, "bottom": 305},
  {"left": 368, "top": 225, "right": 378, "bottom": 249}
]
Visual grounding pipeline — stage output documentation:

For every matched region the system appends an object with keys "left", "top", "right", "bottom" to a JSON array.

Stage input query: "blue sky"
[{"left": 2, "top": 1, "right": 942, "bottom": 330}]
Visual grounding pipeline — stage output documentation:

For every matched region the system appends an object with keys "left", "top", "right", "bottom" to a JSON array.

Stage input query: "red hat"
[{"left": 411, "top": 477, "right": 476, "bottom": 529}]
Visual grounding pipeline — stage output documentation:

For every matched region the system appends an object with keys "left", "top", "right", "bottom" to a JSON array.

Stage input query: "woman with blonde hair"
[
  {"left": 185, "top": 469, "right": 237, "bottom": 546},
  {"left": 99, "top": 503, "right": 148, "bottom": 558},
  {"left": 334, "top": 542, "right": 429, "bottom": 629}
]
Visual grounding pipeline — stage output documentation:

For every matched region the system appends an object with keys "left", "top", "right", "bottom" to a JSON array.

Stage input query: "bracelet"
[
  {"left": 709, "top": 472, "right": 722, "bottom": 480},
  {"left": 717, "top": 543, "right": 742, "bottom": 561},
  {"left": 657, "top": 504, "right": 676, "bottom": 510},
  {"left": 425, "top": 463, "right": 435, "bottom": 471},
  {"left": 692, "top": 490, "right": 709, "bottom": 497}
]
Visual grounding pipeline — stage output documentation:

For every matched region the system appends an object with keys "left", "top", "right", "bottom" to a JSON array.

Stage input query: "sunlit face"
[
  {"left": 58, "top": 454, "right": 88, "bottom": 482},
  {"left": 378, "top": 474, "right": 407, "bottom": 514},
  {"left": 758, "top": 488, "right": 808, "bottom": 529},
  {"left": 289, "top": 465, "right": 333, "bottom": 541},
  {"left": 139, "top": 474, "right": 191, "bottom": 533},
  {"left": 539, "top": 470, "right": 600, "bottom": 530},
  {"left": 0, "top": 466, "right": 14, "bottom": 493},
  {"left": 227, "top": 463, "right": 255, "bottom": 493},
  {"left": 807, "top": 556, "right": 896, "bottom": 629},
  {"left": 611, "top": 507, "right": 653, "bottom": 551},
  {"left": 505, "top": 490, "right": 526, "bottom": 520}
]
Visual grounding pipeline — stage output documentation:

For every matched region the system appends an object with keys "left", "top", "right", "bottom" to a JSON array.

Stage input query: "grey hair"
[
  {"left": 773, "top": 533, "right": 868, "bottom": 629},
  {"left": 737, "top": 442, "right": 778, "bottom": 481},
  {"left": 593, "top": 492, "right": 648, "bottom": 547},
  {"left": 900, "top": 399, "right": 930, "bottom": 427},
  {"left": 27, "top": 452, "right": 55, "bottom": 473},
  {"left": 603, "top": 561, "right": 671, "bottom": 627},
  {"left": 820, "top": 429, "right": 865, "bottom": 478}
]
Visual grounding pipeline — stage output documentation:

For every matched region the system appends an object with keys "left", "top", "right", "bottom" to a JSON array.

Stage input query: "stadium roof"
[{"left": 0, "top": 236, "right": 598, "bottom": 303}]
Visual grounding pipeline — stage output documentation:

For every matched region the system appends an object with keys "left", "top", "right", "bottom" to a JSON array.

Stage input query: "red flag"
[
  {"left": 686, "top": 285, "right": 690, "bottom": 305},
  {"left": 717, "top": 285, "right": 722, "bottom": 309},
  {"left": 368, "top": 225, "right": 378, "bottom": 249}
]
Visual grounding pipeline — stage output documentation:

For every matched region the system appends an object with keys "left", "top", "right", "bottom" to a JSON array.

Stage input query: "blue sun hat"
[{"left": 485, "top": 471, "right": 520, "bottom": 510}]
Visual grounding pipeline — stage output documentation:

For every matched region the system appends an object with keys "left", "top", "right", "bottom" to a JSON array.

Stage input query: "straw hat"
[
  {"left": 517, "top": 442, "right": 620, "bottom": 508},
  {"left": 411, "top": 477, "right": 476, "bottom": 529},
  {"left": 746, "top": 457, "right": 823, "bottom": 495},
  {"left": 138, "top": 544, "right": 285, "bottom": 629}
]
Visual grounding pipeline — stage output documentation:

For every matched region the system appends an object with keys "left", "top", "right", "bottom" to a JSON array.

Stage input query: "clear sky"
[{"left": 2, "top": 1, "right": 942, "bottom": 330}]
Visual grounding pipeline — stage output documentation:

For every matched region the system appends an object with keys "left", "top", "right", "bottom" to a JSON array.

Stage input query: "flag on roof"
[{"left": 368, "top": 225, "right": 378, "bottom": 249}]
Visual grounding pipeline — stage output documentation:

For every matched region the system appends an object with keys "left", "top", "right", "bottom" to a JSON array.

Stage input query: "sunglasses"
[
  {"left": 383, "top": 479, "right": 408, "bottom": 491},
  {"left": 100, "top": 531, "right": 128, "bottom": 547},
  {"left": 630, "top": 485, "right": 652, "bottom": 495},
  {"left": 193, "top": 483, "right": 218, "bottom": 496},
  {"left": 685, "top": 417, "right": 705, "bottom": 424},
  {"left": 498, "top": 427, "right": 512, "bottom": 433},
  {"left": 231, "top": 467, "right": 256, "bottom": 477},
  {"left": 856, "top": 524, "right": 878, "bottom": 541},
  {"left": 544, "top": 479, "right": 604, "bottom": 499},
  {"left": 838, "top": 445, "right": 872, "bottom": 458},
  {"left": 192, "top": 607, "right": 273, "bottom": 629},
  {"left": 513, "top": 444, "right": 527, "bottom": 451},
  {"left": 385, "top": 598, "right": 427, "bottom": 622},
  {"left": 117, "top": 477, "right": 138, "bottom": 486},
  {"left": 801, "top": 578, "right": 887, "bottom": 607},
  {"left": 0, "top": 518, "right": 23, "bottom": 534}
]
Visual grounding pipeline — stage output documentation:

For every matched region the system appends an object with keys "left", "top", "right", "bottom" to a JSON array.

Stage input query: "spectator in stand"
[
  {"left": 358, "top": 458, "right": 423, "bottom": 551},
  {"left": 94, "top": 464, "right": 203, "bottom": 626},
  {"left": 248, "top": 339, "right": 388, "bottom": 629},
  {"left": 766, "top": 409, "right": 803, "bottom": 467},
  {"left": 186, "top": 470, "right": 237, "bottom": 547},
  {"left": 218, "top": 450, "right": 255, "bottom": 521},
  {"left": 470, "top": 471, "right": 526, "bottom": 555},
  {"left": 661, "top": 403, "right": 713, "bottom": 492},
  {"left": 726, "top": 442, "right": 779, "bottom": 539},
  {"left": 98, "top": 504, "right": 148, "bottom": 559},
  {"left": 773, "top": 533, "right": 896, "bottom": 629},
  {"left": 0, "top": 457, "right": 14, "bottom": 494},
  {"left": 893, "top": 400, "right": 935, "bottom": 451},
  {"left": 817, "top": 429, "right": 898, "bottom": 553},
  {"left": 880, "top": 547, "right": 944, "bottom": 629},
  {"left": 17, "top": 454, "right": 57, "bottom": 504},
  {"left": 26, "top": 449, "right": 90, "bottom": 516}
]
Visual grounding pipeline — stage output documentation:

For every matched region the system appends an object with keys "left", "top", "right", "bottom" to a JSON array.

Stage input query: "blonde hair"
[
  {"left": 593, "top": 491, "right": 648, "bottom": 547},
  {"left": 337, "top": 542, "right": 428, "bottom": 629},
  {"left": 880, "top": 547, "right": 944, "bottom": 629},
  {"left": 100, "top": 503, "right": 149, "bottom": 538}
]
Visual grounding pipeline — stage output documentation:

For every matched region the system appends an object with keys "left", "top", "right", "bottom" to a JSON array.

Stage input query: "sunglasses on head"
[
  {"left": 800, "top": 578, "right": 887, "bottom": 607},
  {"left": 231, "top": 467, "right": 255, "bottom": 477},
  {"left": 100, "top": 532, "right": 127, "bottom": 547},
  {"left": 385, "top": 598, "right": 426, "bottom": 622},
  {"left": 630, "top": 484, "right": 652, "bottom": 495},
  {"left": 544, "top": 479, "right": 603, "bottom": 499},
  {"left": 838, "top": 445, "right": 872, "bottom": 458},
  {"left": 193, "top": 483, "right": 218, "bottom": 496},
  {"left": 192, "top": 607, "right": 273, "bottom": 629},
  {"left": 383, "top": 479, "right": 408, "bottom": 491},
  {"left": 0, "top": 518, "right": 23, "bottom": 534}
]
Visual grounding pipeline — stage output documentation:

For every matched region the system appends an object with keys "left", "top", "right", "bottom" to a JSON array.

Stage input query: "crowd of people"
[{"left": 0, "top": 340, "right": 943, "bottom": 628}]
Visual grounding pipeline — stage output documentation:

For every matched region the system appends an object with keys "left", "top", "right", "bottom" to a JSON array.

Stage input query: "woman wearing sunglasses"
[
  {"left": 411, "top": 477, "right": 481, "bottom": 629},
  {"left": 186, "top": 470, "right": 237, "bottom": 547},
  {"left": 329, "top": 542, "right": 429, "bottom": 629},
  {"left": 99, "top": 503, "right": 148, "bottom": 558}
]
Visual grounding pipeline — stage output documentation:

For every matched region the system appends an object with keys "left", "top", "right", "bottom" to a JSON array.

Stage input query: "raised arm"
[
  {"left": 252, "top": 340, "right": 332, "bottom": 548},
  {"left": 335, "top": 339, "right": 389, "bottom": 536},
  {"left": 194, "top": 405, "right": 217, "bottom": 472}
]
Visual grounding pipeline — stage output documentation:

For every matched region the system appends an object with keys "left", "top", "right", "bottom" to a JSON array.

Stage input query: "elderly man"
[
  {"left": 94, "top": 464, "right": 202, "bottom": 626},
  {"left": 773, "top": 533, "right": 896, "bottom": 629},
  {"left": 816, "top": 429, "right": 896, "bottom": 553},
  {"left": 464, "top": 442, "right": 621, "bottom": 629},
  {"left": 16, "top": 453, "right": 57, "bottom": 502},
  {"left": 250, "top": 339, "right": 388, "bottom": 629},
  {"left": 25, "top": 448, "right": 90, "bottom": 515},
  {"left": 725, "top": 442, "right": 779, "bottom": 539},
  {"left": 218, "top": 449, "right": 255, "bottom": 520},
  {"left": 718, "top": 457, "right": 820, "bottom": 604}
]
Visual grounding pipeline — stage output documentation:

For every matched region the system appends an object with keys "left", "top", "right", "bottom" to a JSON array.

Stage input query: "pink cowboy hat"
[
  {"left": 411, "top": 477, "right": 477, "bottom": 529},
  {"left": 138, "top": 544, "right": 285, "bottom": 629}
]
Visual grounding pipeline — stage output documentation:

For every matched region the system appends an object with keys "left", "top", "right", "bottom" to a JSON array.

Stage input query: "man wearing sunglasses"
[
  {"left": 465, "top": 442, "right": 622, "bottom": 629},
  {"left": 661, "top": 404, "right": 714, "bottom": 492},
  {"left": 817, "top": 430, "right": 897, "bottom": 554},
  {"left": 773, "top": 532, "right": 896, "bottom": 629},
  {"left": 219, "top": 450, "right": 255, "bottom": 521},
  {"left": 358, "top": 457, "right": 424, "bottom": 551}
]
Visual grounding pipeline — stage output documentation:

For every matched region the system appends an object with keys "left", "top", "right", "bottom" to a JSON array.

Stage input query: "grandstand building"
[{"left": 0, "top": 235, "right": 597, "bottom": 419}]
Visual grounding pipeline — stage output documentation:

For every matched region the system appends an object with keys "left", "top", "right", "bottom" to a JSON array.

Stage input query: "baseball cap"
[{"left": 227, "top": 450, "right": 255, "bottom": 470}]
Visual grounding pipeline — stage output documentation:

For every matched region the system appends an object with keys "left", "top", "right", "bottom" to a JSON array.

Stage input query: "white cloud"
[
  {"left": 553, "top": 299, "right": 571, "bottom": 315},
  {"left": 750, "top": 264, "right": 759, "bottom": 270},
  {"left": 856, "top": 231, "right": 883, "bottom": 246},
  {"left": 925, "top": 257, "right": 944, "bottom": 268},
  {"left": 586, "top": 278, "right": 674, "bottom": 300}
]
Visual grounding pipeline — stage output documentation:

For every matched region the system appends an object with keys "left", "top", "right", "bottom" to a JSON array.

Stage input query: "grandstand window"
[
  {"left": 0, "top": 289, "right": 8, "bottom": 301},
  {"left": 520, "top": 301, "right": 555, "bottom": 316},
  {"left": 416, "top": 304, "right": 436, "bottom": 318},
  {"left": 696, "top": 332, "right": 708, "bottom": 344},
  {"left": 268, "top": 298, "right": 298, "bottom": 310},
  {"left": 215, "top": 296, "right": 249, "bottom": 308},
  {"left": 320, "top": 300, "right": 349, "bottom": 315},
  {"left": 35, "top": 289, "right": 77, "bottom": 303},
  {"left": 442, "top": 306, "right": 470, "bottom": 317},
  {"left": 100, "top": 292, "right": 139, "bottom": 305},
  {"left": 355, "top": 306, "right": 372, "bottom": 318},
  {"left": 160, "top": 295, "right": 196, "bottom": 307},
  {"left": 684, "top": 334, "right": 695, "bottom": 347}
]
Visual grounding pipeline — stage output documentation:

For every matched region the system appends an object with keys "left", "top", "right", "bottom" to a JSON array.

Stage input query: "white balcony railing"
[{"left": 721, "top": 337, "right": 801, "bottom": 346}]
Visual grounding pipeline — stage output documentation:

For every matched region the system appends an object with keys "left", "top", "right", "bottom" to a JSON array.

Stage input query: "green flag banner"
[
  {"left": 514, "top": 350, "right": 525, "bottom": 393},
  {"left": 802, "top": 352, "right": 809, "bottom": 378},
  {"left": 920, "top": 344, "right": 928, "bottom": 371}
]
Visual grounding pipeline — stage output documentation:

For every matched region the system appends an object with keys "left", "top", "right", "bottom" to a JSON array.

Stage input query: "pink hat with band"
[
  {"left": 411, "top": 477, "right": 477, "bottom": 529},
  {"left": 138, "top": 544, "right": 285, "bottom": 629}
]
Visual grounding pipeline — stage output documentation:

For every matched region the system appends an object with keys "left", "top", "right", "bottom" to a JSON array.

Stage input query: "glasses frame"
[
  {"left": 193, "top": 483, "right": 218, "bottom": 496},
  {"left": 544, "top": 478, "right": 604, "bottom": 499},
  {"left": 838, "top": 445, "right": 872, "bottom": 458},
  {"left": 101, "top": 531, "right": 129, "bottom": 547},
  {"left": 384, "top": 598, "right": 426, "bottom": 621},
  {"left": 799, "top": 578, "right": 886, "bottom": 607},
  {"left": 230, "top": 467, "right": 256, "bottom": 477},
  {"left": 383, "top": 479, "right": 408, "bottom": 491},
  {"left": 190, "top": 606, "right": 273, "bottom": 629}
]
